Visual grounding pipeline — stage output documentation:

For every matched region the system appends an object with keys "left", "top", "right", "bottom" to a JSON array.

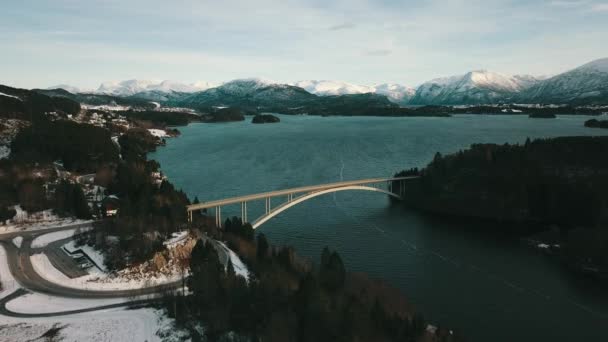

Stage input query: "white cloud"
[
  {"left": 1, "top": 0, "right": 607, "bottom": 88},
  {"left": 591, "top": 2, "right": 608, "bottom": 11},
  {"left": 549, "top": 0, "right": 589, "bottom": 7}
]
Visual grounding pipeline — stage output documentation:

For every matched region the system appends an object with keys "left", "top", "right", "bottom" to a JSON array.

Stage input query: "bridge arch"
[{"left": 252, "top": 185, "right": 401, "bottom": 229}]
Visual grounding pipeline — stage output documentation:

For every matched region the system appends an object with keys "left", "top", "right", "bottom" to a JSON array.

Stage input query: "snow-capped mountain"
[
  {"left": 521, "top": 58, "right": 608, "bottom": 105},
  {"left": 170, "top": 78, "right": 316, "bottom": 109},
  {"left": 38, "top": 57, "right": 608, "bottom": 106},
  {"left": 46, "top": 84, "right": 86, "bottom": 94},
  {"left": 373, "top": 83, "right": 416, "bottom": 105},
  {"left": 409, "top": 70, "right": 542, "bottom": 105},
  {"left": 293, "top": 80, "right": 415, "bottom": 105},
  {"left": 293, "top": 80, "right": 375, "bottom": 96},
  {"left": 96, "top": 79, "right": 216, "bottom": 96}
]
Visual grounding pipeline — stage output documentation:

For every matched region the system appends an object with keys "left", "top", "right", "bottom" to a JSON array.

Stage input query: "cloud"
[
  {"left": 1, "top": 0, "right": 608, "bottom": 88},
  {"left": 328, "top": 23, "right": 356, "bottom": 31},
  {"left": 549, "top": 0, "right": 588, "bottom": 7},
  {"left": 591, "top": 2, "right": 608, "bottom": 11},
  {"left": 365, "top": 49, "right": 392, "bottom": 56}
]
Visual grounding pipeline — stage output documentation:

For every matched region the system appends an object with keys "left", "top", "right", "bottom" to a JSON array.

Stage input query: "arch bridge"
[{"left": 186, "top": 176, "right": 418, "bottom": 229}]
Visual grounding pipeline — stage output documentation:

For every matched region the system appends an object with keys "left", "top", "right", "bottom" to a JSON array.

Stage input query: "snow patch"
[
  {"left": 217, "top": 241, "right": 250, "bottom": 281},
  {"left": 0, "top": 92, "right": 21, "bottom": 101},
  {"left": 148, "top": 129, "right": 168, "bottom": 138},
  {"left": 163, "top": 230, "right": 189, "bottom": 247},
  {"left": 31, "top": 229, "right": 78, "bottom": 248},
  {"left": 0, "top": 145, "right": 10, "bottom": 159},
  {"left": 12, "top": 236, "right": 22, "bottom": 248}
]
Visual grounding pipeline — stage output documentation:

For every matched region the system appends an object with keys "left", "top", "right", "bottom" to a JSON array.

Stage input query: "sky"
[{"left": 1, "top": 0, "right": 607, "bottom": 90}]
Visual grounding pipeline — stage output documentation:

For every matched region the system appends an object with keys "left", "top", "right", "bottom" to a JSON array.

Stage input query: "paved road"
[
  {"left": 0, "top": 237, "right": 181, "bottom": 299},
  {"left": 0, "top": 221, "right": 93, "bottom": 241},
  {"left": 0, "top": 222, "right": 219, "bottom": 317},
  {"left": 0, "top": 222, "right": 182, "bottom": 301},
  {"left": 0, "top": 288, "right": 160, "bottom": 318}
]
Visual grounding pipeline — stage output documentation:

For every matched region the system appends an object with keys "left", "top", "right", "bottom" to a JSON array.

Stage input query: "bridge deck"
[{"left": 186, "top": 176, "right": 418, "bottom": 211}]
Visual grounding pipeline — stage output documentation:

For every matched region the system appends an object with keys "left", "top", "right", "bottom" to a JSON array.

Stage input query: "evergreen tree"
[{"left": 256, "top": 233, "right": 269, "bottom": 260}]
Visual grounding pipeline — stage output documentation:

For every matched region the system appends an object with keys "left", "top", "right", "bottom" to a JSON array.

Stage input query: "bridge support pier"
[
  {"left": 265, "top": 197, "right": 271, "bottom": 214},
  {"left": 215, "top": 206, "right": 222, "bottom": 228},
  {"left": 241, "top": 202, "right": 248, "bottom": 223}
]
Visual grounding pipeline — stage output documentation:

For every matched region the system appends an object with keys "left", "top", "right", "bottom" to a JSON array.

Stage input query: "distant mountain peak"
[
  {"left": 293, "top": 80, "right": 414, "bottom": 105},
  {"left": 575, "top": 57, "right": 608, "bottom": 73},
  {"left": 46, "top": 84, "right": 86, "bottom": 94},
  {"left": 95, "top": 79, "right": 216, "bottom": 96}
]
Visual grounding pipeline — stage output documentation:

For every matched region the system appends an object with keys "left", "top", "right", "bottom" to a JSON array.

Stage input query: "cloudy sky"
[{"left": 1, "top": 0, "right": 607, "bottom": 89}]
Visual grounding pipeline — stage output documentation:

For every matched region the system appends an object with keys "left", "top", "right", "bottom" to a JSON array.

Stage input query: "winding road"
[{"left": 0, "top": 222, "right": 182, "bottom": 317}]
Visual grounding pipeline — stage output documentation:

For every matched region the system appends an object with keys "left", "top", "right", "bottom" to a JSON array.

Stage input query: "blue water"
[{"left": 150, "top": 114, "right": 608, "bottom": 341}]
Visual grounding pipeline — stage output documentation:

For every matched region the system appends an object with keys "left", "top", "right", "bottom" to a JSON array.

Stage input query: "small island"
[
  {"left": 251, "top": 114, "right": 280, "bottom": 124},
  {"left": 584, "top": 118, "right": 608, "bottom": 129},
  {"left": 204, "top": 107, "right": 245, "bottom": 123},
  {"left": 529, "top": 112, "right": 556, "bottom": 118}
]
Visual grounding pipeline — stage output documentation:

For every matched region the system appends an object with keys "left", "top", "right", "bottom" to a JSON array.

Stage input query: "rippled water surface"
[{"left": 150, "top": 114, "right": 608, "bottom": 341}]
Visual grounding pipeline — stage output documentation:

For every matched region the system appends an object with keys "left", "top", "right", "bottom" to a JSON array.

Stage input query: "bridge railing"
[{"left": 186, "top": 176, "right": 419, "bottom": 212}]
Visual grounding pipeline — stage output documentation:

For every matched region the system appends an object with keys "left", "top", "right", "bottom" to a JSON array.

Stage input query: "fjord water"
[{"left": 150, "top": 115, "right": 608, "bottom": 341}]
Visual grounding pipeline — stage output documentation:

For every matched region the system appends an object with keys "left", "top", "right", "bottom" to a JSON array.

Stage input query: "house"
[
  {"left": 53, "top": 161, "right": 70, "bottom": 179},
  {"left": 101, "top": 195, "right": 120, "bottom": 217}
]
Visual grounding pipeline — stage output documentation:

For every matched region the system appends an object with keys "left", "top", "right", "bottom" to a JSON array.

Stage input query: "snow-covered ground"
[
  {"left": 64, "top": 240, "right": 107, "bottom": 272},
  {"left": 5, "top": 292, "right": 128, "bottom": 314},
  {"left": 148, "top": 128, "right": 168, "bottom": 138},
  {"left": 0, "top": 244, "right": 19, "bottom": 297},
  {"left": 216, "top": 241, "right": 250, "bottom": 281},
  {"left": 0, "top": 307, "right": 190, "bottom": 342},
  {"left": 31, "top": 229, "right": 78, "bottom": 248},
  {"left": 0, "top": 205, "right": 92, "bottom": 235},
  {"left": 163, "top": 231, "right": 189, "bottom": 247},
  {"left": 82, "top": 104, "right": 132, "bottom": 111},
  {"left": 0, "top": 145, "right": 9, "bottom": 159},
  {"left": 12, "top": 236, "right": 22, "bottom": 248},
  {"left": 31, "top": 252, "right": 182, "bottom": 291},
  {"left": 0, "top": 92, "right": 21, "bottom": 100}
]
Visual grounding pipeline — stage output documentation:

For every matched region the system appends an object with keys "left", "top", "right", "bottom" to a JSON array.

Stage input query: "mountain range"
[{"left": 44, "top": 57, "right": 608, "bottom": 107}]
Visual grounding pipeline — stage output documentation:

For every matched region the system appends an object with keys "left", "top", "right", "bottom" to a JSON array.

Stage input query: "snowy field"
[
  {"left": 0, "top": 307, "right": 190, "bottom": 342},
  {"left": 0, "top": 206, "right": 91, "bottom": 235}
]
